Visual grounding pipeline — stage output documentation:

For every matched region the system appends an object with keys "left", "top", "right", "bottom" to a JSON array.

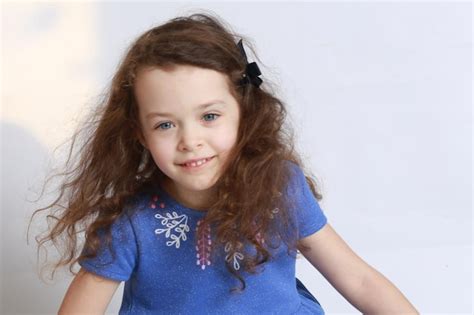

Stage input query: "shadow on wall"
[{"left": 1, "top": 120, "right": 73, "bottom": 314}]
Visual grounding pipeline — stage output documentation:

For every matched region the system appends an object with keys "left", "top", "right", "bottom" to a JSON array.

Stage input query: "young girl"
[{"left": 30, "top": 12, "right": 418, "bottom": 314}]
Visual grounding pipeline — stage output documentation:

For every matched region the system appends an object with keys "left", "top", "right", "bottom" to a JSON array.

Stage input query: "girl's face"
[{"left": 134, "top": 65, "right": 240, "bottom": 208}]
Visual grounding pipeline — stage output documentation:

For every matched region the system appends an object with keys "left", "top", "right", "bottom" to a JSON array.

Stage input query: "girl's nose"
[
  {"left": 178, "top": 140, "right": 203, "bottom": 152},
  {"left": 177, "top": 127, "right": 203, "bottom": 151}
]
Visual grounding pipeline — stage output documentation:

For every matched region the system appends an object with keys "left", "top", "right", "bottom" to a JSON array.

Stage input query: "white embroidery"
[
  {"left": 270, "top": 207, "right": 280, "bottom": 219},
  {"left": 154, "top": 211, "right": 190, "bottom": 248},
  {"left": 224, "top": 241, "right": 244, "bottom": 270}
]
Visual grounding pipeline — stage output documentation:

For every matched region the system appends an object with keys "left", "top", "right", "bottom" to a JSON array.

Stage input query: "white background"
[{"left": 1, "top": 1, "right": 471, "bottom": 314}]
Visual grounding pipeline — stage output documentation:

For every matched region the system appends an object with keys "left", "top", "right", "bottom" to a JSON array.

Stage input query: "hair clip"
[{"left": 237, "top": 39, "right": 263, "bottom": 88}]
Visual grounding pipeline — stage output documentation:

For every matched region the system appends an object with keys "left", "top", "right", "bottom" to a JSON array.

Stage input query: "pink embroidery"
[
  {"left": 195, "top": 220, "right": 212, "bottom": 270},
  {"left": 251, "top": 219, "right": 266, "bottom": 246},
  {"left": 149, "top": 194, "right": 160, "bottom": 208},
  {"left": 149, "top": 195, "right": 166, "bottom": 209}
]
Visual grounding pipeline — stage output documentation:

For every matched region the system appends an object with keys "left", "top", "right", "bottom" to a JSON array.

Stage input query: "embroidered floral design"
[
  {"left": 154, "top": 211, "right": 190, "bottom": 248},
  {"left": 224, "top": 241, "right": 244, "bottom": 270},
  {"left": 195, "top": 220, "right": 212, "bottom": 270},
  {"left": 149, "top": 194, "right": 277, "bottom": 271},
  {"left": 152, "top": 194, "right": 190, "bottom": 248}
]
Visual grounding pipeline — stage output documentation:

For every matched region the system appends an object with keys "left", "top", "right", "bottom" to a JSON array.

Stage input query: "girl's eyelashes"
[
  {"left": 154, "top": 113, "right": 221, "bottom": 130},
  {"left": 155, "top": 122, "right": 172, "bottom": 130},
  {"left": 202, "top": 113, "right": 220, "bottom": 122}
]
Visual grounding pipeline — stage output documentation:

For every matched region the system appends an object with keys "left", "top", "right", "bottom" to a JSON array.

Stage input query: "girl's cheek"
[
  {"left": 147, "top": 140, "right": 173, "bottom": 161},
  {"left": 215, "top": 126, "right": 239, "bottom": 151}
]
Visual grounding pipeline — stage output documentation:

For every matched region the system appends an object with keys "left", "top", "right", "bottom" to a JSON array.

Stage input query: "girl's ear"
[{"left": 135, "top": 128, "right": 148, "bottom": 149}]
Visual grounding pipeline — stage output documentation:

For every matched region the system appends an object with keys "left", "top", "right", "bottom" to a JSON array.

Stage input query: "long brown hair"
[{"left": 28, "top": 10, "right": 323, "bottom": 293}]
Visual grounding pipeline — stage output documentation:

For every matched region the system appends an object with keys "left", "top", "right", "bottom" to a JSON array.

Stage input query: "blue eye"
[
  {"left": 155, "top": 122, "right": 173, "bottom": 130},
  {"left": 203, "top": 113, "right": 220, "bottom": 121},
  {"left": 154, "top": 113, "right": 220, "bottom": 131}
]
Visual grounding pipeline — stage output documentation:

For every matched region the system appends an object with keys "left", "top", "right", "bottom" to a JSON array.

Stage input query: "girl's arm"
[
  {"left": 298, "top": 223, "right": 418, "bottom": 314},
  {"left": 58, "top": 268, "right": 121, "bottom": 315}
]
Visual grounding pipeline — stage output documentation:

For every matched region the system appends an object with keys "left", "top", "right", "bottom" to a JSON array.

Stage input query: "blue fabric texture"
[{"left": 79, "top": 161, "right": 327, "bottom": 314}]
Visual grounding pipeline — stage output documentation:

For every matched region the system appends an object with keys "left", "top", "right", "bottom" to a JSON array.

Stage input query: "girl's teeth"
[{"left": 186, "top": 158, "right": 208, "bottom": 167}]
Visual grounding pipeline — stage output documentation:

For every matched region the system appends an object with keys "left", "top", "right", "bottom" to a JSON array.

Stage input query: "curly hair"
[{"left": 28, "top": 10, "right": 323, "bottom": 294}]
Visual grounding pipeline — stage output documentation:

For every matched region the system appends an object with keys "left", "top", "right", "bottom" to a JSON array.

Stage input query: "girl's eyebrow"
[{"left": 146, "top": 101, "right": 226, "bottom": 119}]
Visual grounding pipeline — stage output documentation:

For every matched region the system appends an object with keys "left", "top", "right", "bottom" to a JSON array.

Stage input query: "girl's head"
[
  {"left": 101, "top": 12, "right": 266, "bottom": 204},
  {"left": 133, "top": 65, "right": 240, "bottom": 209},
  {"left": 29, "top": 11, "right": 322, "bottom": 293}
]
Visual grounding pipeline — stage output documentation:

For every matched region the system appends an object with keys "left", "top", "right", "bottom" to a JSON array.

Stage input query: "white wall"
[{"left": 1, "top": 1, "right": 471, "bottom": 314}]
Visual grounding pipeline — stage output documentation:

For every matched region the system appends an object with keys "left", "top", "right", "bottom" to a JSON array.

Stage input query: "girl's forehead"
[
  {"left": 135, "top": 65, "right": 228, "bottom": 88},
  {"left": 134, "top": 65, "right": 234, "bottom": 111}
]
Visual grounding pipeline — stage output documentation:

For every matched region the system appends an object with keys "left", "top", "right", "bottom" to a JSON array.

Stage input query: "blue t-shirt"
[{"left": 79, "top": 162, "right": 328, "bottom": 314}]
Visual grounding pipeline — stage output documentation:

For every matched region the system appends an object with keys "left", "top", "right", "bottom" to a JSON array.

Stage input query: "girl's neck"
[{"left": 160, "top": 177, "right": 214, "bottom": 212}]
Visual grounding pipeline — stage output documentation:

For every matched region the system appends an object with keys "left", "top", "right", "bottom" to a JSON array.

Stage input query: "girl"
[{"left": 30, "top": 12, "right": 418, "bottom": 314}]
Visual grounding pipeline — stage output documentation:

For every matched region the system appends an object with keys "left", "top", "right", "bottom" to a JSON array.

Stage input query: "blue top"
[{"left": 79, "top": 162, "right": 328, "bottom": 314}]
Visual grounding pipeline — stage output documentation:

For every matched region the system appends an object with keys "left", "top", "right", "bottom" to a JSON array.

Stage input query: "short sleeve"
[
  {"left": 79, "top": 212, "right": 138, "bottom": 282},
  {"left": 286, "top": 162, "right": 328, "bottom": 239}
]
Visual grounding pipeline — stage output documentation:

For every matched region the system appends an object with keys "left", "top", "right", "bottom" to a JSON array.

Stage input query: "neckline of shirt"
[{"left": 153, "top": 184, "right": 208, "bottom": 216}]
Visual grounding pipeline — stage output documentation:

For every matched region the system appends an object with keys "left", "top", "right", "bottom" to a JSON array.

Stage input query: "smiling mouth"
[{"left": 179, "top": 156, "right": 215, "bottom": 168}]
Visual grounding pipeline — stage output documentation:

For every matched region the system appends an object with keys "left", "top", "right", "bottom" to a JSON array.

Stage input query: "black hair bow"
[{"left": 237, "top": 39, "right": 263, "bottom": 88}]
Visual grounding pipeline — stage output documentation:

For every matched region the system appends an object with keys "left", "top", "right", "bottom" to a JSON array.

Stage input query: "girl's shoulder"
[
  {"left": 281, "top": 159, "right": 304, "bottom": 177},
  {"left": 283, "top": 160, "right": 306, "bottom": 187},
  {"left": 121, "top": 185, "right": 156, "bottom": 218}
]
